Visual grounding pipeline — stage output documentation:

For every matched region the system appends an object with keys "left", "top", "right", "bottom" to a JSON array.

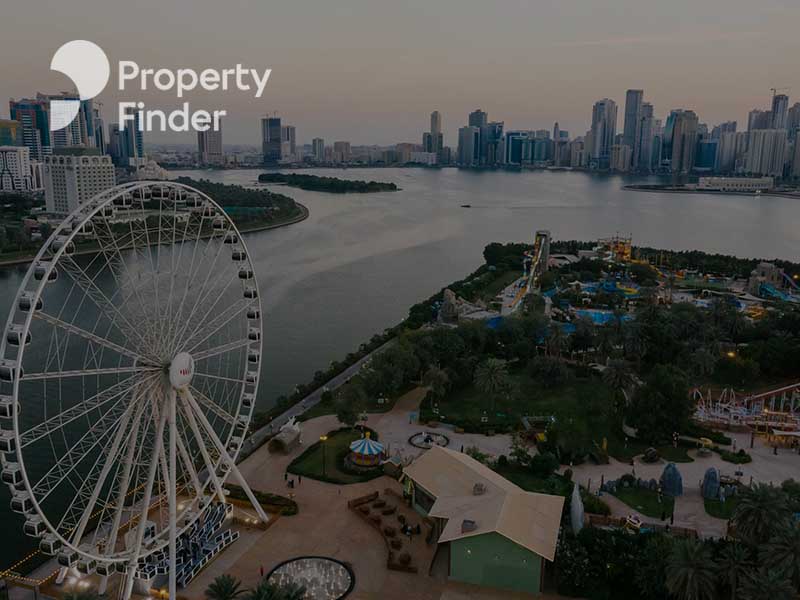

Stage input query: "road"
[{"left": 237, "top": 337, "right": 396, "bottom": 461}]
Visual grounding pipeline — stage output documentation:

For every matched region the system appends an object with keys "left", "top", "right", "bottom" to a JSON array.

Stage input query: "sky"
[{"left": 1, "top": 0, "right": 799, "bottom": 146}]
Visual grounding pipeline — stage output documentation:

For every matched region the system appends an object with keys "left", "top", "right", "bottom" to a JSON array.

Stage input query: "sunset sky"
[{"left": 2, "top": 0, "right": 799, "bottom": 145}]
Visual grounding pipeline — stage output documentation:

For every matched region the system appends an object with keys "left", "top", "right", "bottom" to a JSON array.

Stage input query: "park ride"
[
  {"left": 503, "top": 230, "right": 551, "bottom": 315},
  {"left": 0, "top": 181, "right": 269, "bottom": 599},
  {"left": 692, "top": 383, "right": 800, "bottom": 433}
]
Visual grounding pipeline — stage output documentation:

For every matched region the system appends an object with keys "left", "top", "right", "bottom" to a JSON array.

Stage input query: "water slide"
[
  {"left": 783, "top": 272, "right": 800, "bottom": 290},
  {"left": 761, "top": 283, "right": 796, "bottom": 302}
]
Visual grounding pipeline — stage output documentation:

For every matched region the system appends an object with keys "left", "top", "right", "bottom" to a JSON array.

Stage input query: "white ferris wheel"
[{"left": 0, "top": 181, "right": 268, "bottom": 598}]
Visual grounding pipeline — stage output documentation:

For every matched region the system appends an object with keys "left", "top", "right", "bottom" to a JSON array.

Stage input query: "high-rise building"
[
  {"left": 43, "top": 148, "right": 116, "bottom": 215},
  {"left": 122, "top": 105, "right": 144, "bottom": 164},
  {"left": 312, "top": 138, "right": 325, "bottom": 162},
  {"left": 635, "top": 102, "right": 656, "bottom": 172},
  {"left": 589, "top": 98, "right": 617, "bottom": 169},
  {"left": 0, "top": 146, "right": 36, "bottom": 192},
  {"left": 9, "top": 97, "right": 50, "bottom": 161},
  {"left": 622, "top": 89, "right": 643, "bottom": 169},
  {"left": 458, "top": 126, "right": 480, "bottom": 166},
  {"left": 792, "top": 138, "right": 800, "bottom": 178},
  {"left": 486, "top": 122, "right": 504, "bottom": 166},
  {"left": 716, "top": 131, "right": 749, "bottom": 174},
  {"left": 468, "top": 109, "right": 488, "bottom": 164},
  {"left": 569, "top": 138, "right": 586, "bottom": 168},
  {"left": 333, "top": 141, "right": 351, "bottom": 162},
  {"left": 787, "top": 103, "right": 800, "bottom": 141},
  {"left": 748, "top": 109, "right": 772, "bottom": 131},
  {"left": 0, "top": 120, "right": 22, "bottom": 146},
  {"left": 92, "top": 103, "right": 106, "bottom": 154},
  {"left": 281, "top": 125, "right": 296, "bottom": 159},
  {"left": 669, "top": 110, "right": 699, "bottom": 173},
  {"left": 428, "top": 111, "right": 443, "bottom": 155},
  {"left": 197, "top": 121, "right": 224, "bottom": 166},
  {"left": 771, "top": 94, "right": 790, "bottom": 130},
  {"left": 611, "top": 144, "right": 632, "bottom": 172},
  {"left": 745, "top": 129, "right": 788, "bottom": 177},
  {"left": 261, "top": 116, "right": 282, "bottom": 164}
]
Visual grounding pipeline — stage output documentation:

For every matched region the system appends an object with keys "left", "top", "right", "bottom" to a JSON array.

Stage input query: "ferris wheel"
[{"left": 0, "top": 181, "right": 268, "bottom": 599}]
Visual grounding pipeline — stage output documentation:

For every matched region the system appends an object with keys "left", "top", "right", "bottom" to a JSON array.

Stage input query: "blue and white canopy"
[{"left": 349, "top": 435, "right": 385, "bottom": 456}]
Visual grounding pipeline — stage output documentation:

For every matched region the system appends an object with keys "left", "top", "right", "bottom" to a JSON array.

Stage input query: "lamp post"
[{"left": 320, "top": 435, "right": 328, "bottom": 478}]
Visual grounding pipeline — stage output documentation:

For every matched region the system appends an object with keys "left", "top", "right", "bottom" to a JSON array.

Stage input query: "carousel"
[{"left": 348, "top": 432, "right": 386, "bottom": 467}]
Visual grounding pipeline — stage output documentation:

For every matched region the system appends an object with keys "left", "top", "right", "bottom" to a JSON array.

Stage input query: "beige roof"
[{"left": 402, "top": 446, "right": 564, "bottom": 561}]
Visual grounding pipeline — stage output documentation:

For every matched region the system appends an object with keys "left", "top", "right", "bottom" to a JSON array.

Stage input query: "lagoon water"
[{"left": 2, "top": 167, "right": 800, "bottom": 568}]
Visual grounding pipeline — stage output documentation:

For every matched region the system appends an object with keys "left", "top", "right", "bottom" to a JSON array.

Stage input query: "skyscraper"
[
  {"left": 788, "top": 103, "right": 800, "bottom": 141},
  {"left": 468, "top": 109, "right": 488, "bottom": 165},
  {"left": 771, "top": 94, "right": 790, "bottom": 130},
  {"left": 715, "top": 131, "right": 749, "bottom": 174},
  {"left": 486, "top": 122, "right": 504, "bottom": 166},
  {"left": 312, "top": 138, "right": 325, "bottom": 162},
  {"left": 590, "top": 99, "right": 617, "bottom": 169},
  {"left": 711, "top": 121, "right": 737, "bottom": 139},
  {"left": 43, "top": 148, "right": 116, "bottom": 214},
  {"left": 0, "top": 120, "right": 21, "bottom": 146},
  {"left": 457, "top": 126, "right": 480, "bottom": 166},
  {"left": 333, "top": 141, "right": 351, "bottom": 162},
  {"left": 9, "top": 97, "right": 50, "bottom": 160},
  {"left": 92, "top": 103, "right": 106, "bottom": 154},
  {"left": 745, "top": 129, "right": 788, "bottom": 176},
  {"left": 261, "top": 116, "right": 282, "bottom": 164},
  {"left": 669, "top": 110, "right": 699, "bottom": 173},
  {"left": 0, "top": 146, "right": 34, "bottom": 192},
  {"left": 430, "top": 111, "right": 443, "bottom": 155},
  {"left": 197, "top": 121, "right": 224, "bottom": 165},
  {"left": 622, "top": 89, "right": 643, "bottom": 169},
  {"left": 281, "top": 125, "right": 296, "bottom": 160},
  {"left": 635, "top": 102, "right": 656, "bottom": 172},
  {"left": 748, "top": 109, "right": 772, "bottom": 131}
]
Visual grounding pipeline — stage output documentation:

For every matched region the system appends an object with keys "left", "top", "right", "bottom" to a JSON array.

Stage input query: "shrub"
[
  {"left": 496, "top": 455, "right": 509, "bottom": 468},
  {"left": 530, "top": 452, "right": 559, "bottom": 478},
  {"left": 581, "top": 491, "right": 611, "bottom": 516},
  {"left": 267, "top": 437, "right": 287, "bottom": 454},
  {"left": 563, "top": 468, "right": 573, "bottom": 482},
  {"left": 718, "top": 447, "right": 752, "bottom": 464}
]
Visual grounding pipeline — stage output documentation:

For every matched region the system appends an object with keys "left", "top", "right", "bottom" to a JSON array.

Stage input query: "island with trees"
[{"left": 257, "top": 172, "right": 398, "bottom": 193}]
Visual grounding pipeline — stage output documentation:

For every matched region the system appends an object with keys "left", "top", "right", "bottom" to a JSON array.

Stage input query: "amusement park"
[{"left": 1, "top": 182, "right": 799, "bottom": 600}]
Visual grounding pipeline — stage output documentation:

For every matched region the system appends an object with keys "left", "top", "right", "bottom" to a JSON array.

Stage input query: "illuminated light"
[{"left": 727, "top": 351, "right": 736, "bottom": 358}]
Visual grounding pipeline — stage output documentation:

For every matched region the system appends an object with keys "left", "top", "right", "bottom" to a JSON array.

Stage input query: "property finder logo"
[{"left": 49, "top": 40, "right": 271, "bottom": 133}]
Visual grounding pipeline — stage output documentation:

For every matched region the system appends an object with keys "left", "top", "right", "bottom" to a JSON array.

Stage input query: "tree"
[
  {"left": 716, "top": 542, "right": 753, "bottom": 600},
  {"left": 546, "top": 324, "right": 568, "bottom": 358},
  {"left": 634, "top": 533, "right": 673, "bottom": 600},
  {"left": 334, "top": 383, "right": 367, "bottom": 428},
  {"left": 738, "top": 568, "right": 796, "bottom": 600},
  {"left": 665, "top": 539, "right": 718, "bottom": 600},
  {"left": 279, "top": 583, "right": 306, "bottom": 600},
  {"left": 760, "top": 524, "right": 800, "bottom": 589},
  {"left": 602, "top": 359, "right": 635, "bottom": 408},
  {"left": 732, "top": 484, "right": 792, "bottom": 546},
  {"left": 243, "top": 581, "right": 286, "bottom": 600},
  {"left": 628, "top": 364, "right": 691, "bottom": 444},
  {"left": 422, "top": 366, "right": 450, "bottom": 401},
  {"left": 473, "top": 357, "right": 509, "bottom": 413},
  {"left": 206, "top": 574, "right": 244, "bottom": 600}
]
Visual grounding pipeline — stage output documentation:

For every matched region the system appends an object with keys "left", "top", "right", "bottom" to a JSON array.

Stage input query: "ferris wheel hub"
[{"left": 169, "top": 352, "right": 195, "bottom": 390}]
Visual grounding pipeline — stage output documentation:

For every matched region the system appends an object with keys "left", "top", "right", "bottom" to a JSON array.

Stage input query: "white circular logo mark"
[{"left": 49, "top": 40, "right": 110, "bottom": 131}]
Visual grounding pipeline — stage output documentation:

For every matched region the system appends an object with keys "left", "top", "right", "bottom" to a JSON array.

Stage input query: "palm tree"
[
  {"left": 760, "top": 524, "right": 800, "bottom": 589},
  {"left": 206, "top": 574, "right": 244, "bottom": 600},
  {"left": 546, "top": 324, "right": 568, "bottom": 358},
  {"left": 422, "top": 366, "right": 450, "bottom": 401},
  {"left": 279, "top": 583, "right": 306, "bottom": 600},
  {"left": 665, "top": 539, "right": 718, "bottom": 600},
  {"left": 243, "top": 581, "right": 285, "bottom": 600},
  {"left": 716, "top": 542, "right": 752, "bottom": 600},
  {"left": 732, "top": 484, "right": 791, "bottom": 546},
  {"left": 738, "top": 568, "right": 796, "bottom": 600},
  {"left": 473, "top": 358, "right": 509, "bottom": 414}
]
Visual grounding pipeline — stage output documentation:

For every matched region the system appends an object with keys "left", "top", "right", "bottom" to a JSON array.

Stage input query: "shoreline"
[
  {"left": 0, "top": 201, "right": 309, "bottom": 269},
  {"left": 624, "top": 184, "right": 800, "bottom": 200}
]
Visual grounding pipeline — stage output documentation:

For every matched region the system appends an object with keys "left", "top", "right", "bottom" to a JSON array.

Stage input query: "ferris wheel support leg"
[
  {"left": 169, "top": 389, "right": 178, "bottom": 600},
  {"left": 178, "top": 393, "right": 228, "bottom": 505},
  {"left": 182, "top": 389, "right": 269, "bottom": 524},
  {"left": 122, "top": 407, "right": 169, "bottom": 600}
]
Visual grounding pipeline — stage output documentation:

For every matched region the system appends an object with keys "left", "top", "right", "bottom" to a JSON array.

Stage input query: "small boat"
[{"left": 460, "top": 204, "right": 472, "bottom": 208}]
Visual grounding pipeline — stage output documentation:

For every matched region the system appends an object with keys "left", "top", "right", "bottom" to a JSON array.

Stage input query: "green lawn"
[
  {"left": 704, "top": 497, "right": 739, "bottom": 520},
  {"left": 494, "top": 464, "right": 573, "bottom": 497},
  {"left": 606, "top": 434, "right": 693, "bottom": 463},
  {"left": 287, "top": 427, "right": 383, "bottom": 485},
  {"left": 611, "top": 487, "right": 675, "bottom": 519}
]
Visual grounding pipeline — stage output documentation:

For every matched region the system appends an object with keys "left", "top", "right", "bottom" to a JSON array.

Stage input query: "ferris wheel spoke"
[
  {"left": 176, "top": 258, "right": 240, "bottom": 348},
  {"left": 59, "top": 397, "right": 144, "bottom": 541},
  {"left": 22, "top": 365, "right": 160, "bottom": 381},
  {"left": 175, "top": 424, "right": 204, "bottom": 500},
  {"left": 188, "top": 384, "right": 237, "bottom": 427},
  {"left": 182, "top": 298, "right": 253, "bottom": 354},
  {"left": 177, "top": 392, "right": 227, "bottom": 505},
  {"left": 57, "top": 255, "right": 153, "bottom": 355},
  {"left": 192, "top": 338, "right": 251, "bottom": 363},
  {"left": 33, "top": 311, "right": 150, "bottom": 364},
  {"left": 20, "top": 374, "right": 141, "bottom": 447},
  {"left": 181, "top": 388, "right": 268, "bottom": 523},
  {"left": 31, "top": 392, "right": 134, "bottom": 500},
  {"left": 192, "top": 371, "right": 248, "bottom": 385}
]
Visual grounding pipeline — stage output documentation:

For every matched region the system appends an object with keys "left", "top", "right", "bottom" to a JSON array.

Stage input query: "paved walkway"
[{"left": 567, "top": 429, "right": 799, "bottom": 538}]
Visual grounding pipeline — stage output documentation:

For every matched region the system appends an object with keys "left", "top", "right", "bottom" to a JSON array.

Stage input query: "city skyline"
[{"left": 1, "top": 0, "right": 799, "bottom": 145}]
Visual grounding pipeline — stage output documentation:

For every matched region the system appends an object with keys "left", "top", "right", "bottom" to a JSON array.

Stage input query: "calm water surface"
[{"left": 2, "top": 167, "right": 800, "bottom": 567}]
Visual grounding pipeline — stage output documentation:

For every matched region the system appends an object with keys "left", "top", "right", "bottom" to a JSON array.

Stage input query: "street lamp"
[{"left": 320, "top": 435, "right": 328, "bottom": 477}]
